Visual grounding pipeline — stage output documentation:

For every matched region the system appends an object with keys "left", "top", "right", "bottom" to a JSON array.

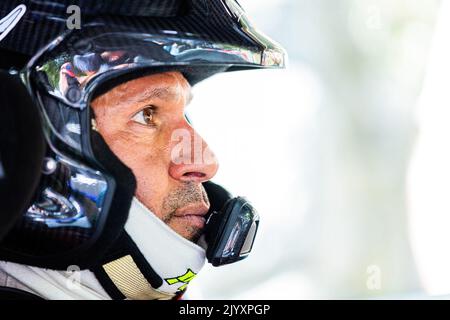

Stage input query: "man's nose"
[{"left": 169, "top": 125, "right": 219, "bottom": 183}]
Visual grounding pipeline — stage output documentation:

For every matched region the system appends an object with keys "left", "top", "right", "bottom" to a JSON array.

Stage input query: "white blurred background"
[{"left": 187, "top": 0, "right": 450, "bottom": 299}]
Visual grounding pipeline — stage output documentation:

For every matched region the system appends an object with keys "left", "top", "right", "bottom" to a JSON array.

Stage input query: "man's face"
[{"left": 91, "top": 72, "right": 219, "bottom": 241}]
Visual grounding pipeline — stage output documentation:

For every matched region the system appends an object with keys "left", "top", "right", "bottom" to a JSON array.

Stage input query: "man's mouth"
[{"left": 173, "top": 203, "right": 209, "bottom": 229}]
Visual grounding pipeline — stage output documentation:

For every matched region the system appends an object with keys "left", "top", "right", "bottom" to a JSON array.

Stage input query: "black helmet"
[{"left": 0, "top": 0, "right": 285, "bottom": 276}]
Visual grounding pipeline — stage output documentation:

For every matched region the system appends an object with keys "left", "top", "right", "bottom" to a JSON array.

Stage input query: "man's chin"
[{"left": 169, "top": 216, "right": 206, "bottom": 242}]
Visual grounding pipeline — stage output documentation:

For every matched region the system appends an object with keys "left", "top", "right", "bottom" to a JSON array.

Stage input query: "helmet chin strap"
[{"left": 91, "top": 197, "right": 206, "bottom": 300}]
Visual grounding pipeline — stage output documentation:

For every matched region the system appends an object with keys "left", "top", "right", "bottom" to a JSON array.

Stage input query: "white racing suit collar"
[{"left": 122, "top": 196, "right": 206, "bottom": 295}]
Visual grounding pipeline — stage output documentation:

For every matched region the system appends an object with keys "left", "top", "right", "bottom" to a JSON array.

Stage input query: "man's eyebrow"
[{"left": 134, "top": 86, "right": 193, "bottom": 105}]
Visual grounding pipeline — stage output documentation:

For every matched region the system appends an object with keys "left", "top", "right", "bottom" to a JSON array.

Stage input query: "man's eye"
[{"left": 132, "top": 106, "right": 156, "bottom": 126}]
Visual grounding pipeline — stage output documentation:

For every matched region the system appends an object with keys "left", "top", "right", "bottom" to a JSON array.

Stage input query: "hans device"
[{"left": 204, "top": 196, "right": 259, "bottom": 266}]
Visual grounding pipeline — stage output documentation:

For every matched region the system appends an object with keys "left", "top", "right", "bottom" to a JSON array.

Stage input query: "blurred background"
[{"left": 187, "top": 0, "right": 450, "bottom": 299}]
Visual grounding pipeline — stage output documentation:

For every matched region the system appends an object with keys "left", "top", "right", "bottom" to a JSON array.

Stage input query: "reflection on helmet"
[{"left": 2, "top": 148, "right": 109, "bottom": 255}]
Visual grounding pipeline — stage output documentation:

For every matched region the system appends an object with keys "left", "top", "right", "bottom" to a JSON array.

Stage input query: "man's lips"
[
  {"left": 173, "top": 203, "right": 209, "bottom": 229},
  {"left": 174, "top": 203, "right": 209, "bottom": 217}
]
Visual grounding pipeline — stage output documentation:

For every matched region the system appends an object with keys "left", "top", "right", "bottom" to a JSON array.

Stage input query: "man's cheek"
[
  {"left": 109, "top": 138, "right": 154, "bottom": 170},
  {"left": 135, "top": 175, "right": 161, "bottom": 197},
  {"left": 100, "top": 131, "right": 137, "bottom": 161},
  {"left": 135, "top": 173, "right": 169, "bottom": 215}
]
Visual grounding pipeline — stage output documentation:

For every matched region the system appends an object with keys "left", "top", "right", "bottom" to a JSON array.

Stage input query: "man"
[{"left": 0, "top": 0, "right": 285, "bottom": 299}]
